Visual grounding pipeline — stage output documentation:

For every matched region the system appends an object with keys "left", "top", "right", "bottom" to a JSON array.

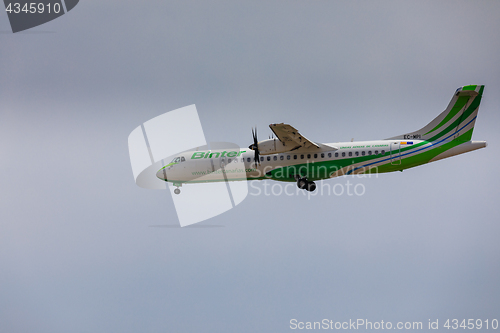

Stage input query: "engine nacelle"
[{"left": 254, "top": 138, "right": 293, "bottom": 155}]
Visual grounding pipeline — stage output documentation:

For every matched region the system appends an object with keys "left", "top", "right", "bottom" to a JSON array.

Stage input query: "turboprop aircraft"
[{"left": 157, "top": 85, "right": 487, "bottom": 194}]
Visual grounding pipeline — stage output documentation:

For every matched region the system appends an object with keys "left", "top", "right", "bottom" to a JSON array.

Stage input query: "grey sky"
[{"left": 1, "top": 1, "right": 499, "bottom": 332}]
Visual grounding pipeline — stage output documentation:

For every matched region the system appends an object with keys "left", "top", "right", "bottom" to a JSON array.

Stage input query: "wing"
[{"left": 269, "top": 123, "right": 320, "bottom": 150}]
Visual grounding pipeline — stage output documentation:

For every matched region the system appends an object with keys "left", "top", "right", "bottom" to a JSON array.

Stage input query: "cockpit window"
[
  {"left": 171, "top": 157, "right": 181, "bottom": 163},
  {"left": 181, "top": 157, "right": 185, "bottom": 162}
]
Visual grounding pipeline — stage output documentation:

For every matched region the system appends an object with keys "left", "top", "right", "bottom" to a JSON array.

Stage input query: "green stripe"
[
  {"left": 367, "top": 128, "right": 474, "bottom": 174},
  {"left": 426, "top": 87, "right": 482, "bottom": 142},
  {"left": 269, "top": 91, "right": 482, "bottom": 181},
  {"left": 424, "top": 85, "right": 482, "bottom": 137},
  {"left": 269, "top": 151, "right": 393, "bottom": 181},
  {"left": 424, "top": 96, "right": 470, "bottom": 135},
  {"left": 159, "top": 162, "right": 177, "bottom": 171},
  {"left": 462, "top": 85, "right": 477, "bottom": 91},
  {"left": 165, "top": 176, "right": 267, "bottom": 184},
  {"left": 400, "top": 85, "right": 483, "bottom": 156}
]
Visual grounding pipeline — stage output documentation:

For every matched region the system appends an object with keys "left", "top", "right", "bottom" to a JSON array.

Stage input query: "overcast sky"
[{"left": 1, "top": 1, "right": 499, "bottom": 332}]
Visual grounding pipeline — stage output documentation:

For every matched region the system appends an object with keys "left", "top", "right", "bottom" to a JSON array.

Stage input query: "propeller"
[{"left": 249, "top": 127, "right": 260, "bottom": 164}]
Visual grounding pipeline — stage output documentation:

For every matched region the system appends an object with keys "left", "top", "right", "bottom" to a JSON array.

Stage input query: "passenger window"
[
  {"left": 335, "top": 152, "right": 338, "bottom": 157},
  {"left": 273, "top": 156, "right": 276, "bottom": 161},
  {"left": 328, "top": 153, "right": 332, "bottom": 158},
  {"left": 260, "top": 157, "right": 264, "bottom": 161},
  {"left": 307, "top": 154, "right": 311, "bottom": 159},
  {"left": 355, "top": 151, "right": 359, "bottom": 156},
  {"left": 294, "top": 155, "right": 297, "bottom": 160},
  {"left": 368, "top": 151, "right": 372, "bottom": 155},
  {"left": 362, "top": 151, "right": 365, "bottom": 156},
  {"left": 300, "top": 154, "right": 304, "bottom": 159},
  {"left": 247, "top": 158, "right": 251, "bottom": 162},
  {"left": 314, "top": 154, "right": 317, "bottom": 158},
  {"left": 374, "top": 150, "right": 378, "bottom": 155},
  {"left": 287, "top": 155, "right": 291, "bottom": 160},
  {"left": 381, "top": 150, "right": 385, "bottom": 155},
  {"left": 267, "top": 156, "right": 271, "bottom": 161},
  {"left": 321, "top": 153, "right": 325, "bottom": 158},
  {"left": 342, "top": 152, "right": 346, "bottom": 157},
  {"left": 348, "top": 152, "right": 352, "bottom": 157},
  {"left": 280, "top": 155, "right": 284, "bottom": 160}
]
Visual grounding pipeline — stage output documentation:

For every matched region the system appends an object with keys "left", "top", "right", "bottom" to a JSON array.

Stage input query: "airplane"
[{"left": 156, "top": 85, "right": 487, "bottom": 194}]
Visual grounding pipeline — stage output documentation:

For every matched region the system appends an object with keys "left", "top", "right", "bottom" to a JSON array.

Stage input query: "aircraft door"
[
  {"left": 219, "top": 155, "right": 234, "bottom": 169},
  {"left": 209, "top": 156, "right": 215, "bottom": 173},
  {"left": 390, "top": 142, "right": 401, "bottom": 165},
  {"left": 219, "top": 156, "right": 230, "bottom": 182}
]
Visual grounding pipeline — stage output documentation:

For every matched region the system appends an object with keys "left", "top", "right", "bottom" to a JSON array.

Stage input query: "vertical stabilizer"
[{"left": 386, "top": 85, "right": 484, "bottom": 142}]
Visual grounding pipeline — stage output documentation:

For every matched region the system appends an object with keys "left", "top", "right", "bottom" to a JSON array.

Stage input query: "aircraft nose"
[{"left": 156, "top": 168, "right": 168, "bottom": 181}]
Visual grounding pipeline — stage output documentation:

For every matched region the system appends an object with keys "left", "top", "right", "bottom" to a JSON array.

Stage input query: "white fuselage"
[{"left": 158, "top": 140, "right": 405, "bottom": 183}]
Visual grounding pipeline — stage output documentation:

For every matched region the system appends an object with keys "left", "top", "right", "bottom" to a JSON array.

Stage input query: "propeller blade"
[{"left": 251, "top": 127, "right": 260, "bottom": 165}]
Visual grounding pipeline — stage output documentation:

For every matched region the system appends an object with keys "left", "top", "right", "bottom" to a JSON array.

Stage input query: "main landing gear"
[{"left": 295, "top": 176, "right": 316, "bottom": 192}]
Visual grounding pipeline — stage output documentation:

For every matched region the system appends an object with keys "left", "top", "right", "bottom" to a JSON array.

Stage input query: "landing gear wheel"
[
  {"left": 306, "top": 181, "right": 316, "bottom": 192},
  {"left": 296, "top": 176, "right": 316, "bottom": 192},
  {"left": 174, "top": 188, "right": 181, "bottom": 195},
  {"left": 297, "top": 179, "right": 308, "bottom": 190}
]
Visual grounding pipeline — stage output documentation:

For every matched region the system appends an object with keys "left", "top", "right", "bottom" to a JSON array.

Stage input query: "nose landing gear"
[{"left": 172, "top": 183, "right": 182, "bottom": 195}]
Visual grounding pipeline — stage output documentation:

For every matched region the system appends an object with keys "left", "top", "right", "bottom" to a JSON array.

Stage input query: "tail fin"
[{"left": 387, "top": 85, "right": 484, "bottom": 142}]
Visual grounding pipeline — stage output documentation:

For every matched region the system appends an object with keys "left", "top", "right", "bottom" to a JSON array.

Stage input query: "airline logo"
[{"left": 191, "top": 151, "right": 246, "bottom": 159}]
